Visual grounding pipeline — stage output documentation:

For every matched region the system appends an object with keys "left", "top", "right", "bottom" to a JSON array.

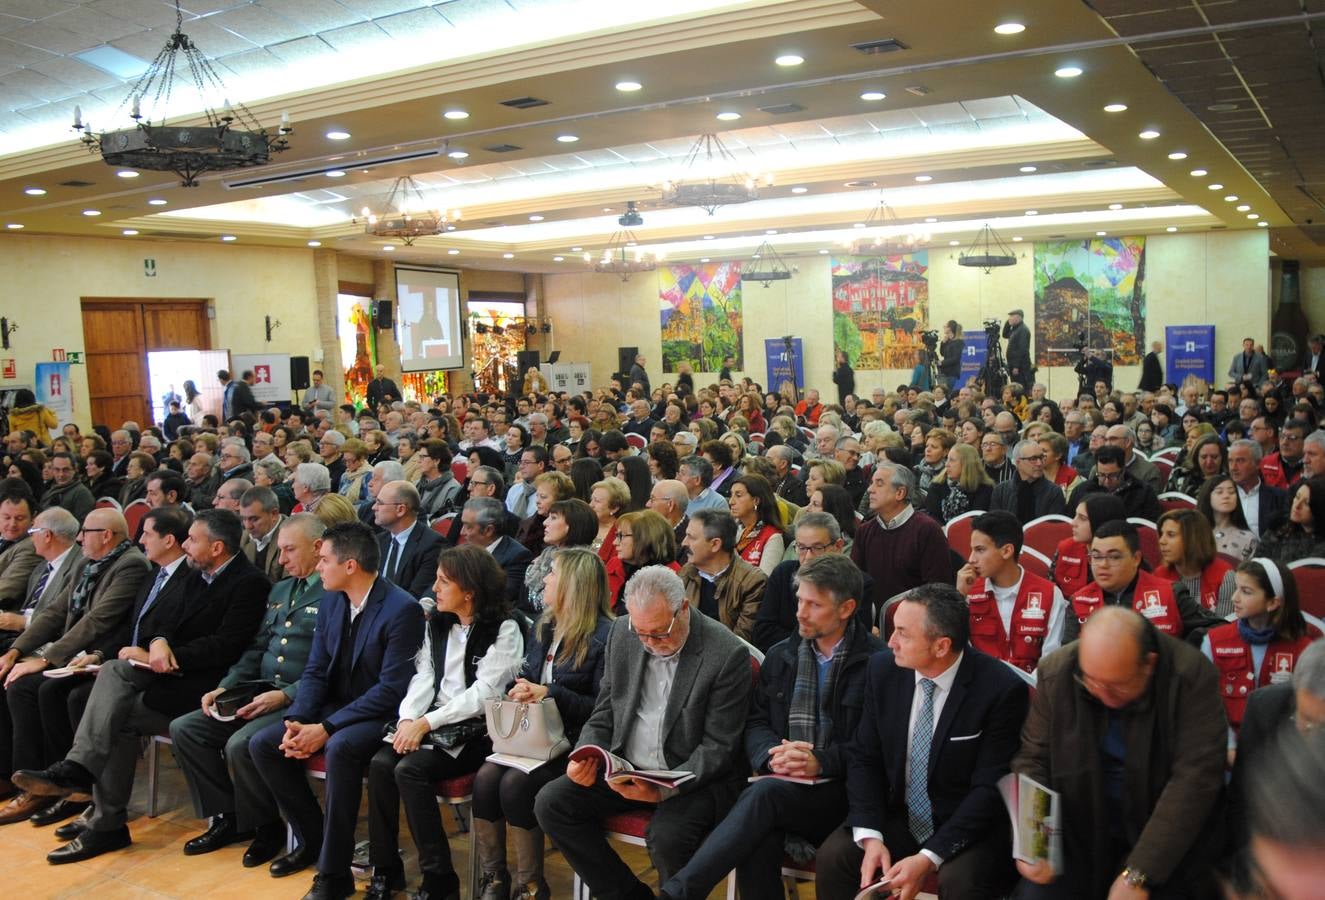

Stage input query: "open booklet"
[
  {"left": 853, "top": 878, "right": 892, "bottom": 899},
  {"left": 486, "top": 752, "right": 557, "bottom": 775},
  {"left": 567, "top": 744, "right": 695, "bottom": 789},
  {"left": 747, "top": 773, "right": 835, "bottom": 786},
  {"left": 42, "top": 663, "right": 101, "bottom": 678},
  {"left": 998, "top": 773, "right": 1062, "bottom": 873}
]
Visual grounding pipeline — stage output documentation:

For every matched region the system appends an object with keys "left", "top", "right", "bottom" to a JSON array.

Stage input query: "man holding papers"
[
  {"left": 657, "top": 554, "right": 882, "bottom": 899},
  {"left": 535, "top": 565, "right": 752, "bottom": 900}
]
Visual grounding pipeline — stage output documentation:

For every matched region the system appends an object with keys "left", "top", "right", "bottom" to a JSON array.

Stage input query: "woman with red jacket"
[
  {"left": 1052, "top": 493, "right": 1127, "bottom": 599},
  {"left": 1202, "top": 557, "right": 1321, "bottom": 739},
  {"left": 729, "top": 474, "right": 786, "bottom": 577},
  {"left": 604, "top": 510, "right": 681, "bottom": 612},
  {"left": 1155, "top": 508, "right": 1234, "bottom": 614}
]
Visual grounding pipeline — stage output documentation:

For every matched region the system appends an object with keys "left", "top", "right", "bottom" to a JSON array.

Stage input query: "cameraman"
[
  {"left": 1002, "top": 308, "right": 1034, "bottom": 389},
  {"left": 938, "top": 320, "right": 965, "bottom": 390}
]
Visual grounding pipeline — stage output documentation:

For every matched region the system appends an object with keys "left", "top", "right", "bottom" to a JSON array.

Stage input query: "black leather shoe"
[
  {"left": 12, "top": 761, "right": 94, "bottom": 802},
  {"left": 29, "top": 799, "right": 90, "bottom": 827},
  {"left": 270, "top": 842, "right": 319, "bottom": 878},
  {"left": 413, "top": 871, "right": 461, "bottom": 900},
  {"left": 53, "top": 819, "right": 87, "bottom": 841},
  {"left": 242, "top": 824, "right": 286, "bottom": 868},
  {"left": 46, "top": 825, "right": 131, "bottom": 864},
  {"left": 183, "top": 814, "right": 253, "bottom": 856},
  {"left": 300, "top": 872, "right": 355, "bottom": 900},
  {"left": 363, "top": 865, "right": 406, "bottom": 899}
]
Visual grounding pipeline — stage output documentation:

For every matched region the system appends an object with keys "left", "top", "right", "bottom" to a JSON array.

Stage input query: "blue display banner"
[
  {"left": 959, "top": 327, "right": 988, "bottom": 389},
  {"left": 1165, "top": 325, "right": 1215, "bottom": 385},
  {"left": 765, "top": 338, "right": 805, "bottom": 395}
]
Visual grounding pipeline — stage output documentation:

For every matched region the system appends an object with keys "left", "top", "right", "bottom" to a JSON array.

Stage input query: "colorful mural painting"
[
  {"left": 1033, "top": 237, "right": 1147, "bottom": 367},
  {"left": 659, "top": 261, "right": 744, "bottom": 373},
  {"left": 830, "top": 253, "right": 930, "bottom": 370}
]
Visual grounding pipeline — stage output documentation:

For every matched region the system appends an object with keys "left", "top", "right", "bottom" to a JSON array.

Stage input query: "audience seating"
[
  {"left": 877, "top": 590, "right": 911, "bottom": 640},
  {"left": 1149, "top": 447, "right": 1182, "bottom": 462},
  {"left": 1151, "top": 458, "right": 1175, "bottom": 484},
  {"left": 625, "top": 433, "right": 647, "bottom": 450},
  {"left": 1217, "top": 552, "right": 1244, "bottom": 569},
  {"left": 94, "top": 497, "right": 121, "bottom": 511},
  {"left": 1288, "top": 558, "right": 1325, "bottom": 618},
  {"left": 1127, "top": 518, "right": 1161, "bottom": 568},
  {"left": 1158, "top": 492, "right": 1197, "bottom": 513},
  {"left": 123, "top": 498, "right": 149, "bottom": 538},
  {"left": 1020, "top": 546, "right": 1052, "bottom": 581},
  {"left": 1022, "top": 515, "right": 1072, "bottom": 560},
  {"left": 748, "top": 432, "right": 765, "bottom": 445},
  {"left": 147, "top": 732, "right": 172, "bottom": 818},
  {"left": 943, "top": 510, "right": 983, "bottom": 561},
  {"left": 450, "top": 458, "right": 468, "bottom": 482},
  {"left": 431, "top": 513, "right": 457, "bottom": 537}
]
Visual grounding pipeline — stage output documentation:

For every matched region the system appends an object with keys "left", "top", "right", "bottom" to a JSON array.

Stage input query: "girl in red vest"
[
  {"left": 1052, "top": 493, "right": 1127, "bottom": 598},
  {"left": 1155, "top": 508, "right": 1234, "bottom": 614},
  {"left": 1202, "top": 558, "right": 1322, "bottom": 739},
  {"left": 729, "top": 474, "right": 786, "bottom": 577},
  {"left": 603, "top": 509, "right": 681, "bottom": 612}
]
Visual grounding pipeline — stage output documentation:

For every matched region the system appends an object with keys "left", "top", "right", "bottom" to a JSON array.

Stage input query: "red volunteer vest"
[
  {"left": 1207, "top": 621, "right": 1323, "bottom": 730},
  {"left": 1053, "top": 538, "right": 1090, "bottom": 598},
  {"left": 1153, "top": 558, "right": 1234, "bottom": 611},
  {"left": 967, "top": 570, "right": 1057, "bottom": 673},
  {"left": 1072, "top": 569, "right": 1184, "bottom": 636},
  {"left": 735, "top": 523, "right": 781, "bottom": 569}
]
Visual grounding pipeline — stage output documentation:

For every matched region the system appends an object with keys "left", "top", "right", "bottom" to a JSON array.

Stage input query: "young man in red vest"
[
  {"left": 1062, "top": 520, "right": 1216, "bottom": 645},
  {"left": 957, "top": 511, "right": 1066, "bottom": 673}
]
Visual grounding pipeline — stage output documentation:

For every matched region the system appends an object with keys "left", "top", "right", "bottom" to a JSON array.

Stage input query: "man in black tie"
[
  {"left": 374, "top": 480, "right": 446, "bottom": 600},
  {"left": 815, "top": 583, "right": 1028, "bottom": 900},
  {"left": 13, "top": 509, "right": 269, "bottom": 862}
]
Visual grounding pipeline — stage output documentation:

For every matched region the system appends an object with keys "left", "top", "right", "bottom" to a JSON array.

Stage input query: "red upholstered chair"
[
  {"left": 123, "top": 499, "right": 149, "bottom": 540},
  {"left": 1289, "top": 558, "right": 1325, "bottom": 619},
  {"left": 94, "top": 497, "right": 121, "bottom": 511},
  {"left": 450, "top": 458, "right": 468, "bottom": 483},
  {"left": 625, "top": 433, "right": 647, "bottom": 450},
  {"left": 1022, "top": 515, "right": 1072, "bottom": 560},
  {"left": 432, "top": 513, "right": 456, "bottom": 537},
  {"left": 1151, "top": 458, "right": 1174, "bottom": 484},
  {"left": 1127, "top": 518, "right": 1160, "bottom": 569},
  {"left": 944, "top": 510, "right": 983, "bottom": 561},
  {"left": 1020, "top": 546, "right": 1052, "bottom": 581},
  {"left": 1158, "top": 492, "right": 1197, "bottom": 513}
]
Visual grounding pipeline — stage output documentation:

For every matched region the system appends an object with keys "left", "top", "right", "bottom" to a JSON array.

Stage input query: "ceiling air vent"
[
  {"left": 851, "top": 38, "right": 908, "bottom": 55},
  {"left": 59, "top": 179, "right": 95, "bottom": 187},
  {"left": 1083, "top": 159, "right": 1118, "bottom": 168},
  {"left": 759, "top": 103, "right": 805, "bottom": 115},
  {"left": 500, "top": 96, "right": 549, "bottom": 109},
  {"left": 484, "top": 143, "right": 522, "bottom": 153},
  {"left": 905, "top": 85, "right": 931, "bottom": 97}
]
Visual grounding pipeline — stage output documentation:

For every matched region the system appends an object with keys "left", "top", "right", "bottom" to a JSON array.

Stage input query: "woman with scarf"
[
  {"left": 729, "top": 474, "right": 785, "bottom": 577},
  {"left": 604, "top": 510, "right": 680, "bottom": 611},
  {"left": 922, "top": 443, "right": 993, "bottom": 525},
  {"left": 517, "top": 498, "right": 596, "bottom": 616}
]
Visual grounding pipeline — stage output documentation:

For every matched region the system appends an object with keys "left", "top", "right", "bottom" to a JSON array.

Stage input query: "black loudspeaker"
[
  {"left": 290, "top": 355, "right": 311, "bottom": 390},
  {"left": 618, "top": 346, "right": 638, "bottom": 375},
  {"left": 516, "top": 350, "right": 542, "bottom": 373},
  {"left": 373, "top": 299, "right": 394, "bottom": 329}
]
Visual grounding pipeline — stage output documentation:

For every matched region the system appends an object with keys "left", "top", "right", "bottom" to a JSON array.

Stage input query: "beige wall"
[{"left": 544, "top": 230, "right": 1270, "bottom": 402}]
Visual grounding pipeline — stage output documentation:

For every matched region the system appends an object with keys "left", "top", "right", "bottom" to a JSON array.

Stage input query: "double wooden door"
[{"left": 81, "top": 299, "right": 212, "bottom": 430}]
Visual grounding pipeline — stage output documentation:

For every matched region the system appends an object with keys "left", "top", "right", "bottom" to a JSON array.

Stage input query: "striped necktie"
[
  {"left": 132, "top": 567, "right": 171, "bottom": 647},
  {"left": 907, "top": 678, "right": 937, "bottom": 844},
  {"left": 22, "top": 563, "right": 53, "bottom": 613}
]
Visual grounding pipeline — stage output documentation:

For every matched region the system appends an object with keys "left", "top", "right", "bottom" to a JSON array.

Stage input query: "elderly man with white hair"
[
  {"left": 291, "top": 462, "right": 331, "bottom": 514},
  {"left": 535, "top": 565, "right": 752, "bottom": 900},
  {"left": 1103, "top": 424, "right": 1163, "bottom": 494}
]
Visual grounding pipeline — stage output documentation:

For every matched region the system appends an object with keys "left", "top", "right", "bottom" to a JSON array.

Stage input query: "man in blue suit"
[
  {"left": 250, "top": 522, "right": 425, "bottom": 900},
  {"left": 815, "top": 583, "right": 1029, "bottom": 900}
]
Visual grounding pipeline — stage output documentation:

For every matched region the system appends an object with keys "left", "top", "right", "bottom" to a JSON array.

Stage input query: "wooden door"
[
  {"left": 82, "top": 303, "right": 149, "bottom": 430},
  {"left": 143, "top": 303, "right": 209, "bottom": 350}
]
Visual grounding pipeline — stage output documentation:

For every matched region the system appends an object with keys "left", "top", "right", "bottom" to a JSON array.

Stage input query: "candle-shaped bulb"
[{"left": 73, "top": 105, "right": 82, "bottom": 128}]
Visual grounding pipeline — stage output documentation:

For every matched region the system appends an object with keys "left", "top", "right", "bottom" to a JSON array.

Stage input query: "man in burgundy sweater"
[{"left": 851, "top": 463, "right": 953, "bottom": 613}]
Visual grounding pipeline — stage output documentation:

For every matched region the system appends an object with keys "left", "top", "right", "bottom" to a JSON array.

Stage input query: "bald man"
[{"left": 1011, "top": 608, "right": 1226, "bottom": 899}]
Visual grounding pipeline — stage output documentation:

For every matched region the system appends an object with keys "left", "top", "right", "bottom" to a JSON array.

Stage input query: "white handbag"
[{"left": 484, "top": 697, "right": 571, "bottom": 761}]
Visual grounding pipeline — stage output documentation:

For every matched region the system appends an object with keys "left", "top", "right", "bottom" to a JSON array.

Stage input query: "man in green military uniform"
[{"left": 168, "top": 513, "right": 326, "bottom": 866}]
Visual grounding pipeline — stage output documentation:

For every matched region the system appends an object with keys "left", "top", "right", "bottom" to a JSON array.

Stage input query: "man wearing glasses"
[
  {"left": 38, "top": 453, "right": 95, "bottom": 524},
  {"left": 1261, "top": 419, "right": 1308, "bottom": 490},
  {"left": 372, "top": 481, "right": 445, "bottom": 600},
  {"left": 535, "top": 565, "right": 752, "bottom": 900},
  {"left": 990, "top": 440, "right": 1066, "bottom": 522},
  {"left": 1066, "top": 446, "right": 1162, "bottom": 523}
]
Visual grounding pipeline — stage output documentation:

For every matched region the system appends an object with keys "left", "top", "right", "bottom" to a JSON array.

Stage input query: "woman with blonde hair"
[
  {"left": 313, "top": 492, "right": 358, "bottom": 527},
  {"left": 804, "top": 458, "right": 845, "bottom": 499},
  {"left": 515, "top": 470, "right": 575, "bottom": 558},
  {"left": 284, "top": 439, "right": 315, "bottom": 471},
  {"left": 923, "top": 442, "right": 993, "bottom": 524},
  {"left": 338, "top": 437, "right": 372, "bottom": 502},
  {"left": 588, "top": 476, "right": 631, "bottom": 555},
  {"left": 605, "top": 509, "right": 680, "bottom": 610}
]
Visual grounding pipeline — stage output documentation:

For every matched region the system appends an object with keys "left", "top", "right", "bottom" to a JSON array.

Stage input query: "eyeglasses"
[
  {"left": 1096, "top": 470, "right": 1123, "bottom": 484},
  {"left": 1018, "top": 454, "right": 1046, "bottom": 463},
  {"left": 77, "top": 527, "right": 109, "bottom": 535},
  {"left": 1089, "top": 552, "right": 1129, "bottom": 564},
  {"left": 794, "top": 541, "right": 832, "bottom": 554},
  {"left": 628, "top": 605, "right": 682, "bottom": 641},
  {"left": 613, "top": 531, "right": 633, "bottom": 541},
  {"left": 26, "top": 526, "right": 48, "bottom": 536},
  {"left": 469, "top": 479, "right": 490, "bottom": 487},
  {"left": 1290, "top": 713, "right": 1323, "bottom": 734}
]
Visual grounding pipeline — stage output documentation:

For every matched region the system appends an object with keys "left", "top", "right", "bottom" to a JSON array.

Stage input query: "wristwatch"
[{"left": 1122, "top": 867, "right": 1148, "bottom": 889}]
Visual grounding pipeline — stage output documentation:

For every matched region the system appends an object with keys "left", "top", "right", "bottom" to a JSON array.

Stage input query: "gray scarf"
[{"left": 787, "top": 619, "right": 855, "bottom": 749}]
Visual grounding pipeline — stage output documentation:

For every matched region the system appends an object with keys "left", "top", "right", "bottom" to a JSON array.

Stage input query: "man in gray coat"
[{"left": 536, "top": 565, "right": 752, "bottom": 900}]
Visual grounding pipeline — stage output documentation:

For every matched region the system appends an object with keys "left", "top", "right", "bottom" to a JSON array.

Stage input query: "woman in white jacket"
[{"left": 364, "top": 545, "right": 524, "bottom": 900}]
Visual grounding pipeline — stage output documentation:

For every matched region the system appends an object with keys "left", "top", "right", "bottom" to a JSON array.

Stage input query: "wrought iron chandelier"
[
  {"left": 593, "top": 229, "right": 659, "bottom": 281},
  {"left": 958, "top": 223, "right": 1019, "bottom": 273},
  {"left": 743, "top": 240, "right": 797, "bottom": 286},
  {"left": 356, "top": 176, "right": 460, "bottom": 245},
  {"left": 660, "top": 133, "right": 770, "bottom": 215},
  {"left": 71, "top": 0, "right": 291, "bottom": 187},
  {"left": 849, "top": 193, "right": 930, "bottom": 256}
]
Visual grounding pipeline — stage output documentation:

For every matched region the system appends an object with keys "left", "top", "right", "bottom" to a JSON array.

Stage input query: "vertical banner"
[
  {"left": 764, "top": 338, "right": 804, "bottom": 397},
  {"left": 1165, "top": 325, "right": 1215, "bottom": 385},
  {"left": 959, "top": 327, "right": 989, "bottom": 389},
  {"left": 35, "top": 362, "right": 72, "bottom": 433},
  {"left": 233, "top": 353, "right": 293, "bottom": 404}
]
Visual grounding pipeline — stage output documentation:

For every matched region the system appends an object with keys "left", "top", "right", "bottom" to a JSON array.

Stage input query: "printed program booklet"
[
  {"left": 998, "top": 772, "right": 1062, "bottom": 873},
  {"left": 567, "top": 745, "right": 695, "bottom": 789}
]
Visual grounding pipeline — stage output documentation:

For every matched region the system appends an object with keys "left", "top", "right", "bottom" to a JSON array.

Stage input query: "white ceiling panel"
[
  {"left": 109, "top": 28, "right": 177, "bottom": 60},
  {"left": 218, "top": 47, "right": 281, "bottom": 80},
  {"left": 0, "top": 1, "right": 78, "bottom": 21},
  {"left": 86, "top": 0, "right": 184, "bottom": 29},
  {"left": 2, "top": 67, "right": 77, "bottom": 102},
  {"left": 45, "top": 7, "right": 145, "bottom": 41},
  {"left": 373, "top": 8, "right": 451, "bottom": 39},
  {"left": 266, "top": 35, "right": 333, "bottom": 65},
  {"left": 178, "top": 0, "right": 253, "bottom": 16},
  {"left": 0, "top": 81, "right": 42, "bottom": 109},
  {"left": 336, "top": 0, "right": 435, "bottom": 16},
  {"left": 165, "top": 17, "right": 262, "bottom": 55},
  {"left": 438, "top": 0, "right": 516, "bottom": 28},
  {"left": 866, "top": 109, "right": 926, "bottom": 131},
  {"left": 318, "top": 21, "right": 389, "bottom": 53},
  {"left": 911, "top": 101, "right": 974, "bottom": 126},
  {"left": 209, "top": 5, "right": 309, "bottom": 45},
  {"left": 28, "top": 56, "right": 121, "bottom": 93},
  {"left": 960, "top": 96, "right": 1023, "bottom": 119},
  {"left": 258, "top": 0, "right": 366, "bottom": 33},
  {"left": 5, "top": 21, "right": 97, "bottom": 56}
]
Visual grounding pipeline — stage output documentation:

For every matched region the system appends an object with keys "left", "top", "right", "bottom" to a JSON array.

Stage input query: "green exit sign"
[{"left": 66, "top": 352, "right": 82, "bottom": 364}]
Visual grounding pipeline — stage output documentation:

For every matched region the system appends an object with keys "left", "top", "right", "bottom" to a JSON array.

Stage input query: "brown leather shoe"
[{"left": 0, "top": 792, "right": 56, "bottom": 826}]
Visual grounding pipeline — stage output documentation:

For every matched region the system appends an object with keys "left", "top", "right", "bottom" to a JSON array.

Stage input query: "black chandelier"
[
  {"left": 958, "top": 224, "right": 1019, "bottom": 273},
  {"left": 743, "top": 240, "right": 797, "bottom": 286},
  {"left": 72, "top": 0, "right": 291, "bottom": 187}
]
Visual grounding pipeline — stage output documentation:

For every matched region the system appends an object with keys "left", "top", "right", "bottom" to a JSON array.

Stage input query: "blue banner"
[
  {"left": 764, "top": 338, "right": 804, "bottom": 395},
  {"left": 1165, "top": 325, "right": 1215, "bottom": 385},
  {"left": 35, "top": 362, "right": 72, "bottom": 437},
  {"left": 959, "top": 327, "right": 988, "bottom": 389}
]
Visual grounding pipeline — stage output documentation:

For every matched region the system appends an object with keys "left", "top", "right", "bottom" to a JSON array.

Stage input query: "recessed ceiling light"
[
  {"left": 1138, "top": 130, "right": 1160, "bottom": 140},
  {"left": 325, "top": 170, "right": 346, "bottom": 178},
  {"left": 949, "top": 240, "right": 960, "bottom": 246},
  {"left": 1096, "top": 231, "right": 1106, "bottom": 236},
  {"left": 1247, "top": 213, "right": 1260, "bottom": 219},
  {"left": 819, "top": 249, "right": 830, "bottom": 254},
  {"left": 1166, "top": 226, "right": 1177, "bottom": 232},
  {"left": 555, "top": 134, "right": 579, "bottom": 143},
  {"left": 1108, "top": 203, "right": 1123, "bottom": 210},
  {"left": 447, "top": 150, "right": 469, "bottom": 159},
  {"left": 1208, "top": 183, "right": 1224, "bottom": 190},
  {"left": 914, "top": 174, "right": 933, "bottom": 182},
  {"left": 116, "top": 170, "right": 138, "bottom": 178},
  {"left": 1225, "top": 195, "right": 1238, "bottom": 202},
  {"left": 553, "top": 256, "right": 564, "bottom": 262},
  {"left": 700, "top": 257, "right": 711, "bottom": 263},
  {"left": 1012, "top": 235, "right": 1024, "bottom": 241},
  {"left": 122, "top": 229, "right": 138, "bottom": 236},
  {"left": 790, "top": 186, "right": 808, "bottom": 194},
  {"left": 1190, "top": 169, "right": 1208, "bottom": 177},
  {"left": 1167, "top": 151, "right": 1188, "bottom": 160},
  {"left": 82, "top": 209, "right": 100, "bottom": 216},
  {"left": 307, "top": 240, "right": 321, "bottom": 247},
  {"left": 703, "top": 234, "right": 715, "bottom": 240},
  {"left": 221, "top": 235, "right": 236, "bottom": 241},
  {"left": 925, "top": 217, "right": 938, "bottom": 223},
  {"left": 1025, "top": 210, "right": 1038, "bottom": 216},
  {"left": 502, "top": 252, "right": 515, "bottom": 258},
  {"left": 6, "top": 223, "right": 22, "bottom": 230},
  {"left": 775, "top": 54, "right": 803, "bottom": 66},
  {"left": 443, "top": 110, "right": 469, "bottom": 120},
  {"left": 148, "top": 198, "right": 167, "bottom": 206},
  {"left": 447, "top": 249, "right": 459, "bottom": 255},
  {"left": 1019, "top": 165, "right": 1037, "bottom": 173},
  {"left": 716, "top": 111, "right": 741, "bottom": 121},
  {"left": 602, "top": 208, "right": 613, "bottom": 213},
  {"left": 1236, "top": 204, "right": 1250, "bottom": 212},
  {"left": 615, "top": 80, "right": 642, "bottom": 92},
  {"left": 860, "top": 90, "right": 886, "bottom": 101},
  {"left": 1257, "top": 220, "right": 1268, "bottom": 227},
  {"left": 325, "top": 130, "right": 351, "bottom": 141},
  {"left": 853, "top": 223, "right": 865, "bottom": 229},
  {"left": 529, "top": 214, "right": 544, "bottom": 222},
  {"left": 994, "top": 22, "right": 1026, "bottom": 35},
  {"left": 23, "top": 187, "right": 46, "bottom": 196},
  {"left": 1103, "top": 103, "right": 1128, "bottom": 112},
  {"left": 571, "top": 246, "right": 583, "bottom": 252},
  {"left": 383, "top": 245, "right": 396, "bottom": 251},
  {"left": 1054, "top": 66, "right": 1083, "bottom": 78},
  {"left": 766, "top": 229, "right": 778, "bottom": 234}
]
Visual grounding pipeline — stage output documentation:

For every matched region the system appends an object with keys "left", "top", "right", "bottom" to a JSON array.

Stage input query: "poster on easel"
[{"left": 35, "top": 363, "right": 72, "bottom": 436}]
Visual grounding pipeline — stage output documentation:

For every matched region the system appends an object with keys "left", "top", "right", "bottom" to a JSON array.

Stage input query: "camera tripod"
[{"left": 978, "top": 326, "right": 1009, "bottom": 398}]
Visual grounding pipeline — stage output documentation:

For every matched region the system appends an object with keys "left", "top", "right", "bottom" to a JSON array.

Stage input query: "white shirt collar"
[
  {"left": 914, "top": 651, "right": 964, "bottom": 694},
  {"left": 47, "top": 544, "right": 75, "bottom": 573}
]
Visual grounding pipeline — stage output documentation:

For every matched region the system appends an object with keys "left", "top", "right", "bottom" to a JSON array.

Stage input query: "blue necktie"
[
  {"left": 22, "top": 564, "right": 53, "bottom": 613},
  {"left": 132, "top": 567, "right": 170, "bottom": 646},
  {"left": 907, "top": 678, "right": 937, "bottom": 844}
]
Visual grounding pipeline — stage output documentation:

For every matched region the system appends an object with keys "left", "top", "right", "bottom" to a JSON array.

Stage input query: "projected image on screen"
[{"left": 395, "top": 267, "right": 463, "bottom": 372}]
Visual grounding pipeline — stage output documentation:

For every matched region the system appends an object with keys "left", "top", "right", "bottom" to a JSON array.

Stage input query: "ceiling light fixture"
[
  {"left": 765, "top": 229, "right": 778, "bottom": 235},
  {"left": 556, "top": 134, "right": 579, "bottom": 143},
  {"left": 148, "top": 198, "right": 167, "bottom": 205},
  {"left": 23, "top": 187, "right": 46, "bottom": 196},
  {"left": 791, "top": 186, "right": 808, "bottom": 194},
  {"left": 325, "top": 130, "right": 350, "bottom": 141},
  {"left": 553, "top": 256, "right": 564, "bottom": 262},
  {"left": 1103, "top": 103, "right": 1128, "bottom": 112},
  {"left": 1108, "top": 203, "right": 1123, "bottom": 210},
  {"left": 6, "top": 224, "right": 22, "bottom": 230},
  {"left": 71, "top": 0, "right": 291, "bottom": 188},
  {"left": 122, "top": 229, "right": 138, "bottom": 235},
  {"left": 914, "top": 174, "right": 933, "bottom": 182},
  {"left": 819, "top": 249, "right": 830, "bottom": 254},
  {"left": 615, "top": 80, "right": 642, "bottom": 91},
  {"left": 659, "top": 133, "right": 770, "bottom": 214},
  {"left": 443, "top": 110, "right": 469, "bottom": 120},
  {"left": 949, "top": 240, "right": 960, "bottom": 246},
  {"left": 447, "top": 150, "right": 469, "bottom": 159},
  {"left": 994, "top": 22, "right": 1026, "bottom": 35},
  {"left": 700, "top": 257, "right": 712, "bottom": 263},
  {"left": 925, "top": 217, "right": 938, "bottom": 223},
  {"left": 307, "top": 240, "right": 321, "bottom": 247},
  {"left": 1247, "top": 213, "right": 1259, "bottom": 219},
  {"left": 1258, "top": 220, "right": 1268, "bottom": 227},
  {"left": 1166, "top": 226, "right": 1177, "bottom": 232},
  {"left": 1190, "top": 169, "right": 1208, "bottom": 176},
  {"left": 1025, "top": 210, "right": 1038, "bottom": 216},
  {"left": 1138, "top": 130, "right": 1160, "bottom": 139},
  {"left": 325, "top": 170, "right": 345, "bottom": 178},
  {"left": 715, "top": 111, "right": 741, "bottom": 121},
  {"left": 356, "top": 175, "right": 460, "bottom": 244},
  {"left": 594, "top": 228, "right": 659, "bottom": 280},
  {"left": 849, "top": 191, "right": 931, "bottom": 256},
  {"left": 447, "top": 249, "right": 459, "bottom": 255},
  {"left": 1208, "top": 183, "right": 1224, "bottom": 190},
  {"left": 1236, "top": 204, "right": 1250, "bottom": 212},
  {"left": 860, "top": 90, "right": 886, "bottom": 101},
  {"left": 529, "top": 214, "right": 545, "bottom": 222},
  {"left": 116, "top": 170, "right": 139, "bottom": 178},
  {"left": 1225, "top": 196, "right": 1238, "bottom": 202},
  {"left": 1167, "top": 151, "right": 1187, "bottom": 160},
  {"left": 1019, "top": 165, "right": 1037, "bottom": 173},
  {"left": 82, "top": 209, "right": 101, "bottom": 216},
  {"left": 1096, "top": 231, "right": 1106, "bottom": 236},
  {"left": 744, "top": 239, "right": 797, "bottom": 285},
  {"left": 775, "top": 54, "right": 804, "bottom": 66},
  {"left": 959, "top": 224, "right": 1018, "bottom": 272},
  {"left": 382, "top": 245, "right": 395, "bottom": 251},
  {"left": 221, "top": 234, "right": 236, "bottom": 241},
  {"left": 1054, "top": 66, "right": 1083, "bottom": 78},
  {"left": 502, "top": 252, "right": 515, "bottom": 258},
  {"left": 1012, "top": 236, "right": 1023, "bottom": 242}
]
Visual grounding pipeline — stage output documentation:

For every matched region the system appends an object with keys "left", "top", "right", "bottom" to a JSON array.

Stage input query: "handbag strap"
[{"left": 490, "top": 700, "right": 527, "bottom": 740}]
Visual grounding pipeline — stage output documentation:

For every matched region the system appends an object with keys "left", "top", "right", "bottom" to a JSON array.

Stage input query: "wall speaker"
[
  {"left": 290, "top": 355, "right": 311, "bottom": 390},
  {"left": 516, "top": 350, "right": 542, "bottom": 374},
  {"left": 617, "top": 346, "right": 639, "bottom": 378},
  {"left": 373, "top": 299, "right": 394, "bottom": 329}
]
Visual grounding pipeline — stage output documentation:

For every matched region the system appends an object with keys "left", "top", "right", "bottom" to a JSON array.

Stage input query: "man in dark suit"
[
  {"left": 536, "top": 565, "right": 752, "bottom": 900},
  {"left": 1229, "top": 439, "right": 1290, "bottom": 538},
  {"left": 13, "top": 508, "right": 269, "bottom": 861},
  {"left": 989, "top": 439, "right": 1067, "bottom": 521},
  {"left": 374, "top": 480, "right": 446, "bottom": 600},
  {"left": 0, "top": 485, "right": 40, "bottom": 613},
  {"left": 816, "top": 583, "right": 1028, "bottom": 900},
  {"left": 233, "top": 371, "right": 263, "bottom": 418},
  {"left": 463, "top": 497, "right": 530, "bottom": 609},
  {"left": 1302, "top": 334, "right": 1325, "bottom": 380},
  {"left": 1003, "top": 309, "right": 1034, "bottom": 390},
  {"left": 249, "top": 522, "right": 424, "bottom": 899},
  {"left": 240, "top": 485, "right": 288, "bottom": 584},
  {"left": 365, "top": 365, "right": 401, "bottom": 411}
]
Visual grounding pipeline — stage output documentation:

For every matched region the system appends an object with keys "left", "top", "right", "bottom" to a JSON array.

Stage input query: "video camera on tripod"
[
  {"left": 977, "top": 318, "right": 1009, "bottom": 396},
  {"left": 1072, "top": 331, "right": 1114, "bottom": 394}
]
